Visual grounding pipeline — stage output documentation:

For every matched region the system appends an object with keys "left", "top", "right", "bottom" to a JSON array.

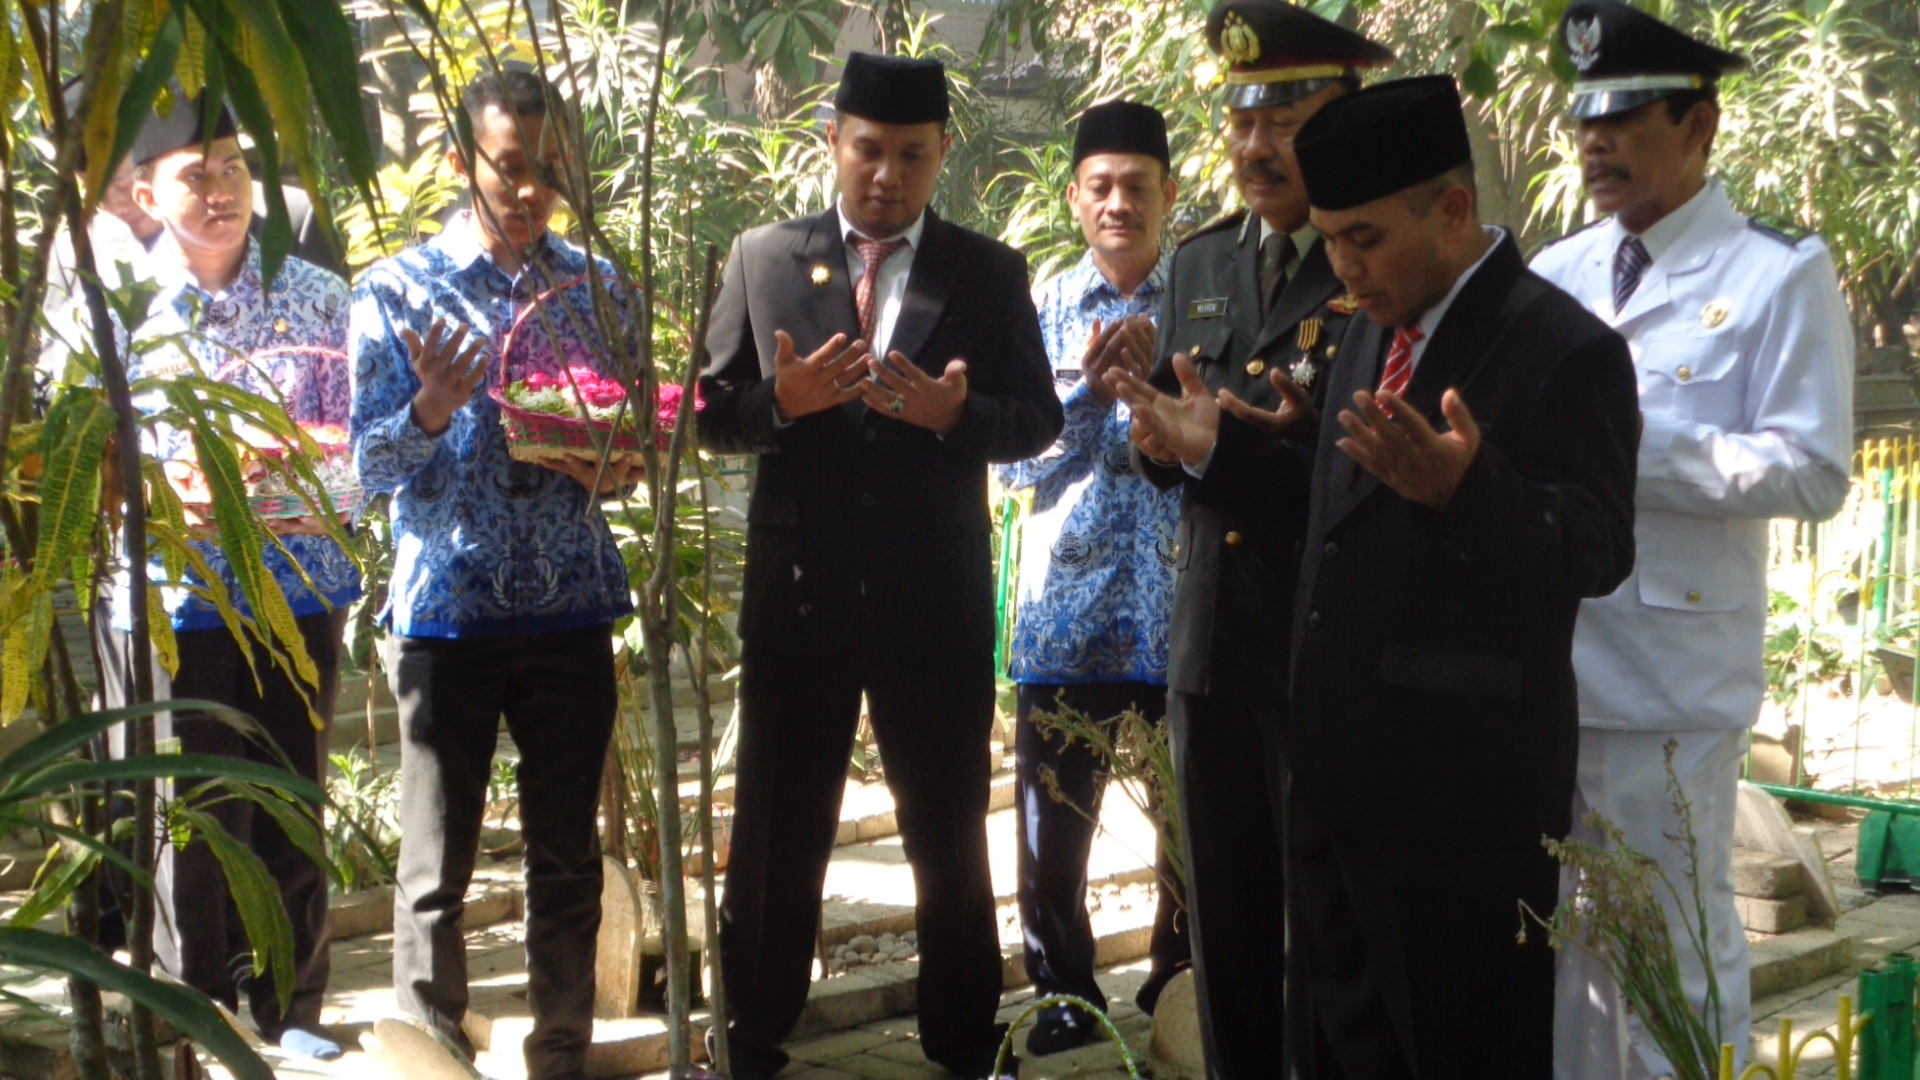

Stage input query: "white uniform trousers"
[{"left": 1554, "top": 727, "right": 1751, "bottom": 1080}]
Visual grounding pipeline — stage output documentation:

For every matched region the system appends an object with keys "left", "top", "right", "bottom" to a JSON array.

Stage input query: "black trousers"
[
  {"left": 1013, "top": 682, "right": 1189, "bottom": 1012},
  {"left": 100, "top": 608, "right": 347, "bottom": 1038},
  {"left": 388, "top": 625, "right": 617, "bottom": 1080},
  {"left": 1287, "top": 791, "right": 1558, "bottom": 1080},
  {"left": 720, "top": 644, "right": 1004, "bottom": 1077},
  {"left": 1168, "top": 690, "right": 1289, "bottom": 1080}
]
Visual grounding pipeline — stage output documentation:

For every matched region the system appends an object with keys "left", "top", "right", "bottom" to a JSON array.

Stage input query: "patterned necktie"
[
  {"left": 1260, "top": 232, "right": 1295, "bottom": 320},
  {"left": 853, "top": 236, "right": 909, "bottom": 346},
  {"left": 1613, "top": 235, "right": 1651, "bottom": 315},
  {"left": 1377, "top": 325, "right": 1424, "bottom": 400}
]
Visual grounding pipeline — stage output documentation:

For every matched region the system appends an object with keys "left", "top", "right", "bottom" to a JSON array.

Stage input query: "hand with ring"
[{"left": 864, "top": 351, "right": 966, "bottom": 433}]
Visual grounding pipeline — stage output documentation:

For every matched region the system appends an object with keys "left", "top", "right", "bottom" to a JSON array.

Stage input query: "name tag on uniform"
[{"left": 1188, "top": 297, "right": 1229, "bottom": 320}]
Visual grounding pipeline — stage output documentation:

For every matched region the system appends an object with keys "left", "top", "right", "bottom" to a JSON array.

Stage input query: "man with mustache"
[
  {"left": 1531, "top": 4, "right": 1854, "bottom": 1077},
  {"left": 1105, "top": 3, "right": 1390, "bottom": 1075},
  {"left": 698, "top": 53, "right": 1061, "bottom": 1080},
  {"left": 996, "top": 100, "right": 1190, "bottom": 1056}
]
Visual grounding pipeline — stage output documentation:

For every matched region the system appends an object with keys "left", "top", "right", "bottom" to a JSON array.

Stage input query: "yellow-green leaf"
[
  {"left": 30, "top": 392, "right": 113, "bottom": 595},
  {"left": 171, "top": 807, "right": 294, "bottom": 1015},
  {"left": 146, "top": 586, "right": 177, "bottom": 678}
]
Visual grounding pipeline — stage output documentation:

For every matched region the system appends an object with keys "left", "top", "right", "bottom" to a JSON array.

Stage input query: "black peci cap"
[
  {"left": 1071, "top": 100, "right": 1171, "bottom": 171},
  {"left": 833, "top": 53, "right": 950, "bottom": 126},
  {"left": 1204, "top": 0, "right": 1394, "bottom": 111},
  {"left": 1294, "top": 75, "right": 1472, "bottom": 212},
  {"left": 1559, "top": 0, "right": 1748, "bottom": 120},
  {"left": 130, "top": 86, "right": 238, "bottom": 168}
]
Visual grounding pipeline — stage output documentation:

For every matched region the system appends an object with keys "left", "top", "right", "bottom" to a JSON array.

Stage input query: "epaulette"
[
  {"left": 1748, "top": 215, "right": 1814, "bottom": 246},
  {"left": 1528, "top": 217, "right": 1606, "bottom": 260},
  {"left": 1176, "top": 207, "right": 1249, "bottom": 248}
]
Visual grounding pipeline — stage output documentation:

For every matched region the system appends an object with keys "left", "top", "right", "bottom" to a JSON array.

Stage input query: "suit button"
[
  {"left": 863, "top": 428, "right": 877, "bottom": 442},
  {"left": 1678, "top": 366, "right": 1692, "bottom": 382},
  {"left": 1224, "top": 531, "right": 1243, "bottom": 547},
  {"left": 1173, "top": 545, "right": 1182, "bottom": 560},
  {"left": 861, "top": 493, "right": 874, "bottom": 507},
  {"left": 1687, "top": 590, "right": 1701, "bottom": 605},
  {"left": 1324, "top": 542, "right": 1338, "bottom": 558},
  {"left": 1308, "top": 611, "right": 1322, "bottom": 630}
]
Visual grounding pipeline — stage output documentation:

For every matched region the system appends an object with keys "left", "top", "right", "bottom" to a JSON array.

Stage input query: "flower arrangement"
[
  {"left": 492, "top": 366, "right": 699, "bottom": 466},
  {"left": 173, "top": 422, "right": 362, "bottom": 522}
]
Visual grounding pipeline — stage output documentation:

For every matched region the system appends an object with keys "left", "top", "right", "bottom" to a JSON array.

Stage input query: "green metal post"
[
  {"left": 1858, "top": 953, "right": 1917, "bottom": 1080},
  {"left": 1878, "top": 466, "right": 1897, "bottom": 634},
  {"left": 994, "top": 496, "right": 1019, "bottom": 677}
]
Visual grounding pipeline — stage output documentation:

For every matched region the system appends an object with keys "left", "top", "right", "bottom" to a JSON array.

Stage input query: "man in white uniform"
[{"left": 1534, "top": 3, "right": 1855, "bottom": 1077}]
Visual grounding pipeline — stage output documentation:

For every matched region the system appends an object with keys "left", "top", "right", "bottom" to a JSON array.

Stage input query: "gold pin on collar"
[{"left": 811, "top": 265, "right": 831, "bottom": 286}]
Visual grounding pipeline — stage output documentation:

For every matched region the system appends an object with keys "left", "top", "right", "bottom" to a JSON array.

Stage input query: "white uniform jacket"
[{"left": 1531, "top": 179, "right": 1854, "bottom": 731}]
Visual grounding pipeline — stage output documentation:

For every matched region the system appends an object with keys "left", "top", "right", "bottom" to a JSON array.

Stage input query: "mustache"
[{"left": 1240, "top": 163, "right": 1287, "bottom": 186}]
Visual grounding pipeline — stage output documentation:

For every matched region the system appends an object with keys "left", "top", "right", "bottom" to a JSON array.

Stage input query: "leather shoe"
[{"left": 1024, "top": 1003, "right": 1098, "bottom": 1057}]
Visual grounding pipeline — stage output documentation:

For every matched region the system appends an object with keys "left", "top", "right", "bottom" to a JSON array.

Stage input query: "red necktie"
[
  {"left": 853, "top": 236, "right": 908, "bottom": 346},
  {"left": 1378, "top": 325, "right": 1423, "bottom": 399}
]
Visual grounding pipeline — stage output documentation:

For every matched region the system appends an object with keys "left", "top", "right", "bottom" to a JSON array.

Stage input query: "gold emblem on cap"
[
  {"left": 1246, "top": 359, "right": 1266, "bottom": 377},
  {"left": 1297, "top": 317, "right": 1322, "bottom": 354},
  {"left": 273, "top": 317, "right": 291, "bottom": 335},
  {"left": 1328, "top": 295, "right": 1360, "bottom": 316},
  {"left": 811, "top": 265, "right": 831, "bottom": 286},
  {"left": 1220, "top": 11, "right": 1261, "bottom": 67},
  {"left": 1701, "top": 299, "right": 1731, "bottom": 329}
]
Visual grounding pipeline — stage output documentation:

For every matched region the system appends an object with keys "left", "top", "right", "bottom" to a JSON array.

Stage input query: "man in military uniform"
[
  {"left": 1532, "top": 4, "right": 1854, "bottom": 1077},
  {"left": 1107, "top": 3, "right": 1391, "bottom": 1076}
]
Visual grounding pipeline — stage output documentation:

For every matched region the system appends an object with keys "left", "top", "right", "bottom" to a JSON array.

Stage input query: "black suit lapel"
[
  {"left": 884, "top": 211, "right": 959, "bottom": 369},
  {"left": 1317, "top": 315, "right": 1389, "bottom": 531},
  {"left": 1250, "top": 240, "right": 1340, "bottom": 359},
  {"left": 1229, "top": 218, "right": 1265, "bottom": 349},
  {"left": 1397, "top": 236, "right": 1525, "bottom": 425},
  {"left": 794, "top": 208, "right": 861, "bottom": 346}
]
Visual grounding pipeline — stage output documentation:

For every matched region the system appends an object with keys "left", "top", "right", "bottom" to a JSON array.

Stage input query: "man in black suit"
[
  {"left": 1283, "top": 76, "right": 1639, "bottom": 1077},
  {"left": 697, "top": 53, "right": 1063, "bottom": 1080},
  {"left": 1107, "top": 4, "right": 1390, "bottom": 1076}
]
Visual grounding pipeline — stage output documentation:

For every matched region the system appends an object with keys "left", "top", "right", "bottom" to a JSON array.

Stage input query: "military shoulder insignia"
[
  {"left": 1176, "top": 207, "right": 1249, "bottom": 248},
  {"left": 1748, "top": 215, "right": 1813, "bottom": 246},
  {"left": 1327, "top": 294, "right": 1360, "bottom": 316}
]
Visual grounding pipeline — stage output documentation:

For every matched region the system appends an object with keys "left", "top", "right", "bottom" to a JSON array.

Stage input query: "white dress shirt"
[{"left": 837, "top": 198, "right": 926, "bottom": 357}]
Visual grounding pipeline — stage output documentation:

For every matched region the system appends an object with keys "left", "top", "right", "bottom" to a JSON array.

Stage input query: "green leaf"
[
  {"left": 9, "top": 845, "right": 100, "bottom": 929},
  {"left": 0, "top": 929, "right": 275, "bottom": 1080},
  {"left": 0, "top": 699, "right": 249, "bottom": 794},
  {"left": 217, "top": 780, "right": 346, "bottom": 892},
  {"left": 105, "top": 8, "right": 185, "bottom": 183},
  {"left": 266, "top": 0, "right": 379, "bottom": 190},
  {"left": 29, "top": 391, "right": 113, "bottom": 594},
  {"left": 17, "top": 755, "right": 327, "bottom": 806},
  {"left": 1462, "top": 53, "right": 1500, "bottom": 99},
  {"left": 173, "top": 807, "right": 294, "bottom": 1014},
  {"left": 202, "top": 16, "right": 294, "bottom": 288}
]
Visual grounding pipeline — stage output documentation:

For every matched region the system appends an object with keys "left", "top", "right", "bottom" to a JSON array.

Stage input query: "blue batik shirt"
[
  {"left": 112, "top": 241, "right": 363, "bottom": 634},
  {"left": 349, "top": 211, "right": 634, "bottom": 638},
  {"left": 995, "top": 251, "right": 1178, "bottom": 686}
]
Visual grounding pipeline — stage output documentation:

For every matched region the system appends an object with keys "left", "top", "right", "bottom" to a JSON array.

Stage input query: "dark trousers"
[
  {"left": 1013, "top": 682, "right": 1189, "bottom": 1012},
  {"left": 1287, "top": 791, "right": 1557, "bottom": 1079},
  {"left": 388, "top": 625, "right": 617, "bottom": 1080},
  {"left": 720, "top": 644, "right": 1004, "bottom": 1076},
  {"left": 1168, "top": 690, "right": 1289, "bottom": 1080},
  {"left": 100, "top": 609, "right": 347, "bottom": 1037}
]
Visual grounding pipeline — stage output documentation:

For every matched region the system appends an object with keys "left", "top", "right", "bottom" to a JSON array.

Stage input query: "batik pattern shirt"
[
  {"left": 112, "top": 241, "right": 362, "bottom": 634},
  {"left": 995, "top": 252, "right": 1178, "bottom": 685},
  {"left": 349, "top": 211, "right": 635, "bottom": 638}
]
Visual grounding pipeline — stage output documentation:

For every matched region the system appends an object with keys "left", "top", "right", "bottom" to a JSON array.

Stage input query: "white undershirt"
[{"left": 837, "top": 199, "right": 926, "bottom": 357}]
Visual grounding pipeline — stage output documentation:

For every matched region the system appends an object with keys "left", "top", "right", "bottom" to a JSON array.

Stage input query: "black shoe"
[
  {"left": 1024, "top": 1003, "right": 1098, "bottom": 1057},
  {"left": 705, "top": 1026, "right": 790, "bottom": 1079},
  {"left": 1133, "top": 959, "right": 1191, "bottom": 1016}
]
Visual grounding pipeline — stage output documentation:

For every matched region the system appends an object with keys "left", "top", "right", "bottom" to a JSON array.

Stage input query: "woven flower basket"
[
  {"left": 202, "top": 346, "right": 362, "bottom": 521},
  {"left": 489, "top": 275, "right": 654, "bottom": 469}
]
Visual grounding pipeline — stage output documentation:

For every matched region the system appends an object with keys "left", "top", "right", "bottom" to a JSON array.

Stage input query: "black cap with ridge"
[
  {"left": 1204, "top": 0, "right": 1394, "bottom": 111},
  {"left": 1071, "top": 100, "right": 1170, "bottom": 170},
  {"left": 1294, "top": 75, "right": 1472, "bottom": 212},
  {"left": 1559, "top": 0, "right": 1748, "bottom": 120},
  {"left": 130, "top": 86, "right": 238, "bottom": 168},
  {"left": 833, "top": 53, "right": 950, "bottom": 126}
]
